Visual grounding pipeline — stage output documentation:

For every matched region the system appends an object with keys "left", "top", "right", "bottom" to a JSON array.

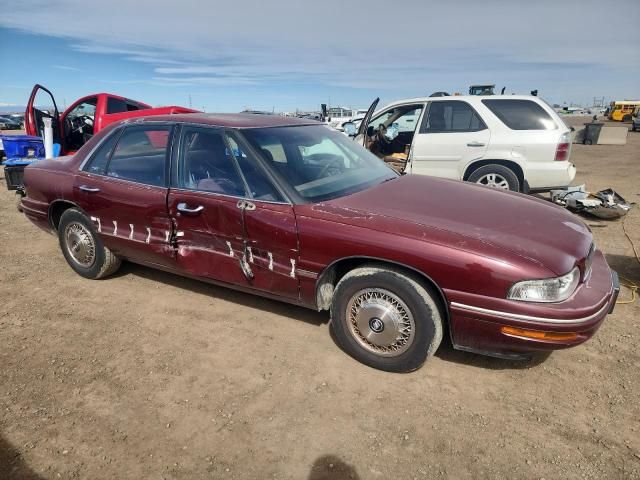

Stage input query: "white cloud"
[
  {"left": 53, "top": 65, "right": 81, "bottom": 71},
  {"left": 0, "top": 0, "right": 638, "bottom": 101}
]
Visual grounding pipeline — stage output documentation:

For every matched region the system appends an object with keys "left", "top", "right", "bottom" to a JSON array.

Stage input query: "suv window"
[
  {"left": 482, "top": 99, "right": 557, "bottom": 130},
  {"left": 83, "top": 129, "right": 121, "bottom": 174},
  {"left": 420, "top": 101, "right": 486, "bottom": 133},
  {"left": 178, "top": 127, "right": 246, "bottom": 197},
  {"left": 105, "top": 126, "right": 171, "bottom": 187}
]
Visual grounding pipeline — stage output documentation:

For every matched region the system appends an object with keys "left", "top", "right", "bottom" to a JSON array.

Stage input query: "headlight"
[{"left": 507, "top": 266, "right": 580, "bottom": 303}]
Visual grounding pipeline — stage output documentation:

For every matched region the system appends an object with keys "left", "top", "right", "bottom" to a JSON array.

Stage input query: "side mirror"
[{"left": 343, "top": 122, "right": 357, "bottom": 137}]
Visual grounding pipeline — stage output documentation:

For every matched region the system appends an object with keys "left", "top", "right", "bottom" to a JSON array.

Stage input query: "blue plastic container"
[{"left": 0, "top": 135, "right": 45, "bottom": 160}]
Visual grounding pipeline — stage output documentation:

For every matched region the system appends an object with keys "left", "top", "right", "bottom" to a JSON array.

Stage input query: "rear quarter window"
[{"left": 482, "top": 99, "right": 557, "bottom": 130}]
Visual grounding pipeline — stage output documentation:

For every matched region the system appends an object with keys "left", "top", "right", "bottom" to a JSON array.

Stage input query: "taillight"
[{"left": 555, "top": 132, "right": 571, "bottom": 161}]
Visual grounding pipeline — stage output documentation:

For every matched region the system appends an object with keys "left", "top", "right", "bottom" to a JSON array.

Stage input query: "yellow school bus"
[{"left": 608, "top": 100, "right": 640, "bottom": 121}]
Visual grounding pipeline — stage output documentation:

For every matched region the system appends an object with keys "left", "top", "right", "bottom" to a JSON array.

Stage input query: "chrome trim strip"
[
  {"left": 297, "top": 269, "right": 318, "bottom": 279},
  {"left": 450, "top": 299, "right": 610, "bottom": 325}
]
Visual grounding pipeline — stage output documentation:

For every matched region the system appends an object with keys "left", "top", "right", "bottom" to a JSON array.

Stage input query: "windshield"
[{"left": 242, "top": 125, "right": 397, "bottom": 202}]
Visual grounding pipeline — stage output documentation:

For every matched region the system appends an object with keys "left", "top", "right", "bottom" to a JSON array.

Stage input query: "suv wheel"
[
  {"left": 58, "top": 208, "right": 121, "bottom": 279},
  {"left": 330, "top": 265, "right": 443, "bottom": 372},
  {"left": 468, "top": 164, "right": 520, "bottom": 192}
]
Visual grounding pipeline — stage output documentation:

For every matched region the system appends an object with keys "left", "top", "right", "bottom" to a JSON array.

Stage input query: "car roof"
[
  {"left": 384, "top": 94, "right": 542, "bottom": 106},
  {"left": 126, "top": 112, "right": 321, "bottom": 129}
]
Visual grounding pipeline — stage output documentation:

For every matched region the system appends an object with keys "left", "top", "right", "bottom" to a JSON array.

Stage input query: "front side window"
[
  {"left": 368, "top": 104, "right": 424, "bottom": 135},
  {"left": 242, "top": 125, "right": 396, "bottom": 202},
  {"left": 226, "top": 135, "right": 284, "bottom": 202},
  {"left": 482, "top": 99, "right": 557, "bottom": 130},
  {"left": 65, "top": 97, "right": 98, "bottom": 150},
  {"left": 421, "top": 101, "right": 486, "bottom": 133},
  {"left": 178, "top": 127, "right": 246, "bottom": 197},
  {"left": 105, "top": 126, "right": 171, "bottom": 187}
]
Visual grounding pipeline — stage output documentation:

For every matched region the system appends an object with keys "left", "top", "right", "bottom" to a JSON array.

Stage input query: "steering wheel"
[
  {"left": 318, "top": 158, "right": 344, "bottom": 178},
  {"left": 70, "top": 115, "right": 93, "bottom": 133},
  {"left": 377, "top": 125, "right": 393, "bottom": 144}
]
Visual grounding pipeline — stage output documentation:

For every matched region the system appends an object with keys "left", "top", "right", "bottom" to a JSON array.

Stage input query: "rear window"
[{"left": 482, "top": 99, "right": 557, "bottom": 130}]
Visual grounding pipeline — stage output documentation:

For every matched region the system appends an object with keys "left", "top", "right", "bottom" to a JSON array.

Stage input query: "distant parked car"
[
  {"left": 20, "top": 113, "right": 618, "bottom": 372},
  {"left": 0, "top": 116, "right": 22, "bottom": 130},
  {"left": 344, "top": 95, "right": 576, "bottom": 193}
]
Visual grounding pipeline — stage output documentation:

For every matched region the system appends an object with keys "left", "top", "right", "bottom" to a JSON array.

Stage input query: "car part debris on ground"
[{"left": 551, "top": 184, "right": 632, "bottom": 219}]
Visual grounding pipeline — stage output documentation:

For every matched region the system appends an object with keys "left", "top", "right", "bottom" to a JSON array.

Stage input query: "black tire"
[
  {"left": 58, "top": 208, "right": 121, "bottom": 279},
  {"left": 633, "top": 123, "right": 637, "bottom": 132},
  {"left": 584, "top": 139, "right": 593, "bottom": 145},
  {"left": 622, "top": 114, "right": 632, "bottom": 122},
  {"left": 467, "top": 164, "right": 520, "bottom": 192},
  {"left": 330, "top": 265, "right": 443, "bottom": 372}
]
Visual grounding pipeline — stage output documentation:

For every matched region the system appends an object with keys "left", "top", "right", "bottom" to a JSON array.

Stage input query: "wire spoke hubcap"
[
  {"left": 65, "top": 222, "right": 96, "bottom": 268},
  {"left": 477, "top": 173, "right": 510, "bottom": 189},
  {"left": 346, "top": 288, "right": 415, "bottom": 357}
]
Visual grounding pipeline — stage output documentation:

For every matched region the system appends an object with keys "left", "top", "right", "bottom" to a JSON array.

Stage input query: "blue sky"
[{"left": 0, "top": 0, "right": 638, "bottom": 113}]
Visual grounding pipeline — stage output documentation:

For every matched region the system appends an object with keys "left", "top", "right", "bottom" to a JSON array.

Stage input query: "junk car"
[{"left": 20, "top": 113, "right": 618, "bottom": 372}]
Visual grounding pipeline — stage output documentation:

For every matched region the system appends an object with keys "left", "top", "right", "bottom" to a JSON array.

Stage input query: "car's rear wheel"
[
  {"left": 330, "top": 265, "right": 443, "bottom": 372},
  {"left": 58, "top": 208, "right": 121, "bottom": 279},
  {"left": 468, "top": 164, "right": 520, "bottom": 192}
]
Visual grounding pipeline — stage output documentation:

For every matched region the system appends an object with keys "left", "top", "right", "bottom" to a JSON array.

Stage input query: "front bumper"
[{"left": 446, "top": 250, "right": 618, "bottom": 358}]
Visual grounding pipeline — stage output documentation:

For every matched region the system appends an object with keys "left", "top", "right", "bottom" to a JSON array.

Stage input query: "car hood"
[{"left": 305, "top": 175, "right": 592, "bottom": 276}]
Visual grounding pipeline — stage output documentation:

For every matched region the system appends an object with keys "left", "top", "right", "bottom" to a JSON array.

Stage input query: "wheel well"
[
  {"left": 463, "top": 159, "right": 524, "bottom": 190},
  {"left": 315, "top": 257, "right": 450, "bottom": 326},
  {"left": 49, "top": 200, "right": 78, "bottom": 231}
]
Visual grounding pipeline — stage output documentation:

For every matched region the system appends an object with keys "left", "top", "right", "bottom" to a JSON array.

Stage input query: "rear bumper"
[
  {"left": 525, "top": 161, "right": 576, "bottom": 191},
  {"left": 446, "top": 251, "right": 617, "bottom": 358},
  {"left": 20, "top": 196, "right": 52, "bottom": 233}
]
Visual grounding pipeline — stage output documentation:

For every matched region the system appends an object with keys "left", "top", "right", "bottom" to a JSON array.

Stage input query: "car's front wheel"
[
  {"left": 468, "top": 164, "right": 520, "bottom": 192},
  {"left": 330, "top": 265, "right": 443, "bottom": 372},
  {"left": 58, "top": 208, "right": 121, "bottom": 279}
]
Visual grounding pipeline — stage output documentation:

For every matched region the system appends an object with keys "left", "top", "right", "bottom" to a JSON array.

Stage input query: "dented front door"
[
  {"left": 241, "top": 200, "right": 299, "bottom": 300},
  {"left": 168, "top": 189, "right": 250, "bottom": 287}
]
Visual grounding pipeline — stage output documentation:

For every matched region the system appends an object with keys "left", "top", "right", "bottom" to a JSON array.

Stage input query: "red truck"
[{"left": 25, "top": 84, "right": 198, "bottom": 155}]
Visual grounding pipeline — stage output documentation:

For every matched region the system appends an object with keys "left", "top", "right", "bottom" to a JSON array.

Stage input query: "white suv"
[{"left": 348, "top": 95, "right": 576, "bottom": 192}]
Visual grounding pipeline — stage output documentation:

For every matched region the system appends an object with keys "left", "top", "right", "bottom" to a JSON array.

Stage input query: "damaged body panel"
[{"left": 20, "top": 113, "right": 618, "bottom": 371}]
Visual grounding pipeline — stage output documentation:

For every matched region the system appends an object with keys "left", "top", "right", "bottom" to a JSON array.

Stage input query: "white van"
[{"left": 345, "top": 95, "right": 576, "bottom": 193}]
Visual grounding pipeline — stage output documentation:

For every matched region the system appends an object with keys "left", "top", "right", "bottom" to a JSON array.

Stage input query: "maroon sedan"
[{"left": 19, "top": 114, "right": 619, "bottom": 372}]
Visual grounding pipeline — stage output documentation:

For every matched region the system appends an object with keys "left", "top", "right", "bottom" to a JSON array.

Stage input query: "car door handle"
[
  {"left": 177, "top": 202, "right": 204, "bottom": 214},
  {"left": 78, "top": 185, "right": 101, "bottom": 193},
  {"left": 467, "top": 141, "right": 485, "bottom": 147}
]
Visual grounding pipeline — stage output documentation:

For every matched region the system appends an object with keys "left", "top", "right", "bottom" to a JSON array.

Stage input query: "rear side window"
[
  {"left": 482, "top": 99, "right": 557, "bottom": 130},
  {"left": 420, "top": 101, "right": 486, "bottom": 133},
  {"left": 105, "top": 126, "right": 172, "bottom": 187},
  {"left": 83, "top": 130, "right": 121, "bottom": 174},
  {"left": 106, "top": 97, "right": 127, "bottom": 114}
]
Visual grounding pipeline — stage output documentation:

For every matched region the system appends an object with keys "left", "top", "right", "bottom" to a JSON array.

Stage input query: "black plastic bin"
[
  {"left": 583, "top": 122, "right": 604, "bottom": 145},
  {"left": 4, "top": 164, "right": 26, "bottom": 190}
]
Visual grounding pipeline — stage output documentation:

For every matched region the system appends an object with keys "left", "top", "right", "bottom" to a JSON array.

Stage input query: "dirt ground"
[{"left": 1, "top": 120, "right": 639, "bottom": 480}]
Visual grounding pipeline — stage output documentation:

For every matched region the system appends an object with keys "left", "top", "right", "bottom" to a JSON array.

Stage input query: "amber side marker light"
[{"left": 501, "top": 326, "right": 579, "bottom": 341}]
